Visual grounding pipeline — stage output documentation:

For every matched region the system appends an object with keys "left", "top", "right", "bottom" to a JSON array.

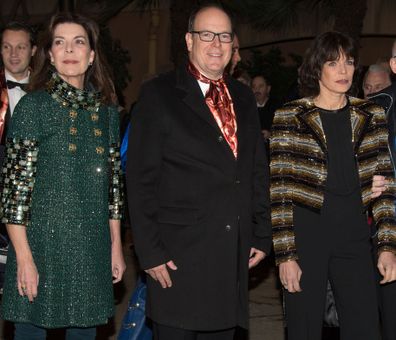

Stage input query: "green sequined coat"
[{"left": 0, "top": 74, "right": 123, "bottom": 328}]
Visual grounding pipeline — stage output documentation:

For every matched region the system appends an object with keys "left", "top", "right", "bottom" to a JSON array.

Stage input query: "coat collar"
[
  {"left": 295, "top": 96, "right": 373, "bottom": 154},
  {"left": 175, "top": 65, "right": 250, "bottom": 162}
]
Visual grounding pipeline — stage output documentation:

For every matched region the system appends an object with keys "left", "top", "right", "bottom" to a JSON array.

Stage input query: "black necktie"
[{"left": 6, "top": 80, "right": 28, "bottom": 91}]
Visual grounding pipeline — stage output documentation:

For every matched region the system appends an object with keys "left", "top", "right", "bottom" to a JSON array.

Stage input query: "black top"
[{"left": 319, "top": 103, "right": 360, "bottom": 195}]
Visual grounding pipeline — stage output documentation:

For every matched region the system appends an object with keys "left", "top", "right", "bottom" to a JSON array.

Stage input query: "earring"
[{"left": 89, "top": 62, "right": 93, "bottom": 66}]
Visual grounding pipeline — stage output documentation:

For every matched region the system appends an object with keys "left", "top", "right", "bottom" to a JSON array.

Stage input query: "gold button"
[
  {"left": 91, "top": 113, "right": 99, "bottom": 122},
  {"left": 69, "top": 111, "right": 77, "bottom": 119},
  {"left": 96, "top": 146, "right": 104, "bottom": 154},
  {"left": 70, "top": 127, "right": 77, "bottom": 135},
  {"left": 94, "top": 128, "right": 102, "bottom": 137},
  {"left": 69, "top": 143, "right": 76, "bottom": 152}
]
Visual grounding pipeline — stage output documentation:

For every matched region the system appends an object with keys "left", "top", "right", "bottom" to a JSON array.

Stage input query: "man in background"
[
  {"left": 251, "top": 74, "right": 278, "bottom": 140},
  {"left": 362, "top": 64, "right": 391, "bottom": 98},
  {"left": 0, "top": 21, "right": 36, "bottom": 149}
]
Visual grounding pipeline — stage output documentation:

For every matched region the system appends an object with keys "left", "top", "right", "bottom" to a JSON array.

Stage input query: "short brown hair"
[
  {"left": 299, "top": 31, "right": 358, "bottom": 97},
  {"left": 29, "top": 12, "right": 115, "bottom": 104}
]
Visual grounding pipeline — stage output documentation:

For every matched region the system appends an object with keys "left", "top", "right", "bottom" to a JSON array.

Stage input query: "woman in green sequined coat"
[{"left": 0, "top": 13, "right": 125, "bottom": 339}]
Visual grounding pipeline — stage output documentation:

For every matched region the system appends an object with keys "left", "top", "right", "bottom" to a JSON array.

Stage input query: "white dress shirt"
[{"left": 5, "top": 70, "right": 29, "bottom": 116}]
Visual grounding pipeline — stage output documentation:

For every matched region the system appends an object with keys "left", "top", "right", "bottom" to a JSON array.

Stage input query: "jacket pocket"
[{"left": 157, "top": 206, "right": 198, "bottom": 226}]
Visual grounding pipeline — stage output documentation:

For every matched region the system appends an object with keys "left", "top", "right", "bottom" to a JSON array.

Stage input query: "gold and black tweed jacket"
[{"left": 270, "top": 96, "right": 396, "bottom": 265}]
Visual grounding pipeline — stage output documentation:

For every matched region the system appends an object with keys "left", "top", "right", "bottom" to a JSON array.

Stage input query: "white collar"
[{"left": 5, "top": 70, "right": 30, "bottom": 84}]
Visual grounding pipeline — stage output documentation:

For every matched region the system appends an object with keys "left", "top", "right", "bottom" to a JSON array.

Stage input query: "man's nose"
[{"left": 212, "top": 35, "right": 221, "bottom": 46}]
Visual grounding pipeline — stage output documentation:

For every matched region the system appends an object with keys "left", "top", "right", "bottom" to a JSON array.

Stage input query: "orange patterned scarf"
[{"left": 188, "top": 62, "right": 238, "bottom": 158}]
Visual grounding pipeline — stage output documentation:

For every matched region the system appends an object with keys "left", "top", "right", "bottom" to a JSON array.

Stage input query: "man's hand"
[
  {"left": 249, "top": 247, "right": 266, "bottom": 268},
  {"left": 279, "top": 260, "right": 302, "bottom": 293},
  {"left": 145, "top": 260, "right": 178, "bottom": 288},
  {"left": 371, "top": 175, "right": 388, "bottom": 198},
  {"left": 378, "top": 251, "right": 396, "bottom": 284}
]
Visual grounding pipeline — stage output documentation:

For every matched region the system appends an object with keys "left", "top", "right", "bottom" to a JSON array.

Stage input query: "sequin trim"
[
  {"left": 46, "top": 72, "right": 102, "bottom": 113},
  {"left": 109, "top": 144, "right": 123, "bottom": 219},
  {"left": 0, "top": 138, "right": 38, "bottom": 225}
]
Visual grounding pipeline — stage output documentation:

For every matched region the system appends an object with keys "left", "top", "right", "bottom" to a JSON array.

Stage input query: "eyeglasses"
[{"left": 190, "top": 30, "right": 234, "bottom": 43}]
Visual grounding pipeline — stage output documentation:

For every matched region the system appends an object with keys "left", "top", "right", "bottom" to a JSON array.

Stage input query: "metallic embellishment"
[
  {"left": 69, "top": 143, "right": 77, "bottom": 152},
  {"left": 46, "top": 72, "right": 102, "bottom": 112},
  {"left": 96, "top": 146, "right": 104, "bottom": 154},
  {"left": 108, "top": 144, "right": 123, "bottom": 220},
  {"left": 96, "top": 167, "right": 102, "bottom": 173},
  {"left": 91, "top": 114, "right": 99, "bottom": 122},
  {"left": 94, "top": 128, "right": 102, "bottom": 137},
  {"left": 70, "top": 127, "right": 77, "bottom": 135},
  {"left": 69, "top": 111, "right": 78, "bottom": 119},
  {"left": 0, "top": 138, "right": 39, "bottom": 225}
]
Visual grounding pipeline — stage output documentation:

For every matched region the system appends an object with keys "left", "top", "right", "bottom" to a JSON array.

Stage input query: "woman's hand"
[
  {"left": 378, "top": 251, "right": 396, "bottom": 284},
  {"left": 371, "top": 175, "right": 388, "bottom": 198},
  {"left": 17, "top": 258, "right": 39, "bottom": 302},
  {"left": 279, "top": 260, "right": 302, "bottom": 293},
  {"left": 111, "top": 241, "right": 126, "bottom": 283}
]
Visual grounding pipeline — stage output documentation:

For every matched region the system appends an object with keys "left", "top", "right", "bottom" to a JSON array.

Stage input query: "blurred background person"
[
  {"left": 0, "top": 12, "right": 125, "bottom": 340},
  {"left": 362, "top": 63, "right": 391, "bottom": 98},
  {"left": 367, "top": 38, "right": 396, "bottom": 340},
  {"left": 252, "top": 74, "right": 278, "bottom": 140}
]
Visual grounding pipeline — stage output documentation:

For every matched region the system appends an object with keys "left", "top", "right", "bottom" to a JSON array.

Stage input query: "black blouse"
[{"left": 319, "top": 103, "right": 360, "bottom": 195}]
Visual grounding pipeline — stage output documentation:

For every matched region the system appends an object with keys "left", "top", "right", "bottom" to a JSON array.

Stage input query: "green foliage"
[
  {"left": 100, "top": 26, "right": 131, "bottom": 105},
  {"left": 241, "top": 47, "right": 302, "bottom": 101}
]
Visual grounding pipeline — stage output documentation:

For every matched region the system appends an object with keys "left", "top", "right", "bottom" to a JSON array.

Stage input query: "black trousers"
[
  {"left": 153, "top": 322, "right": 235, "bottom": 340},
  {"left": 285, "top": 191, "right": 380, "bottom": 340},
  {"left": 372, "top": 231, "right": 396, "bottom": 340}
]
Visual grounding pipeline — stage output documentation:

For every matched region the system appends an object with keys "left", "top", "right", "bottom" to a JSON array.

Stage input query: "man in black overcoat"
[{"left": 126, "top": 4, "right": 272, "bottom": 339}]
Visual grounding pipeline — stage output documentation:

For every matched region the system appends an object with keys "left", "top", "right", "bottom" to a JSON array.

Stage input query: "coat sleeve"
[
  {"left": 0, "top": 94, "right": 41, "bottom": 226},
  {"left": 126, "top": 80, "right": 171, "bottom": 270},
  {"left": 371, "top": 109, "right": 396, "bottom": 255},
  {"left": 108, "top": 105, "right": 123, "bottom": 220},
  {"left": 269, "top": 106, "right": 298, "bottom": 265}
]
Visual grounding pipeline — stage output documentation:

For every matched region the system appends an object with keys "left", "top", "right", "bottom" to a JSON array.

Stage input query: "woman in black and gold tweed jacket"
[{"left": 270, "top": 31, "right": 396, "bottom": 340}]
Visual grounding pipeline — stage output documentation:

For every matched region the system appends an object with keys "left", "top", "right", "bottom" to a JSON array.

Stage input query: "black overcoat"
[{"left": 126, "top": 65, "right": 271, "bottom": 331}]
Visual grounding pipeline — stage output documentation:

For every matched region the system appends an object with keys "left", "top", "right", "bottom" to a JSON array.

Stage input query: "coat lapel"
[
  {"left": 350, "top": 104, "right": 372, "bottom": 153},
  {"left": 175, "top": 67, "right": 237, "bottom": 161},
  {"left": 227, "top": 77, "right": 248, "bottom": 161},
  {"left": 296, "top": 97, "right": 373, "bottom": 155},
  {"left": 296, "top": 104, "right": 327, "bottom": 153}
]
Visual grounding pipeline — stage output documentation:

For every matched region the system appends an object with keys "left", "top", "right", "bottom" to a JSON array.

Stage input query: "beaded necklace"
[{"left": 46, "top": 72, "right": 102, "bottom": 112}]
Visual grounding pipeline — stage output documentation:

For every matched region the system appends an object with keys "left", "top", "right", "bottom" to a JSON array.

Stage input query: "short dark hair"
[
  {"left": 1, "top": 21, "right": 36, "bottom": 47},
  {"left": 299, "top": 31, "right": 358, "bottom": 97},
  {"left": 252, "top": 74, "right": 271, "bottom": 86},
  {"left": 29, "top": 12, "right": 115, "bottom": 105},
  {"left": 187, "top": 3, "right": 234, "bottom": 32}
]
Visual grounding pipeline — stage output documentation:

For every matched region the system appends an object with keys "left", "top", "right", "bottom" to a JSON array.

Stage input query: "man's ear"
[
  {"left": 185, "top": 32, "right": 193, "bottom": 53},
  {"left": 390, "top": 57, "right": 396, "bottom": 74},
  {"left": 31, "top": 45, "right": 37, "bottom": 57}
]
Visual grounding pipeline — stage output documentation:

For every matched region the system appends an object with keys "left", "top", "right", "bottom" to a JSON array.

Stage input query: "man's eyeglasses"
[{"left": 190, "top": 30, "right": 234, "bottom": 43}]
